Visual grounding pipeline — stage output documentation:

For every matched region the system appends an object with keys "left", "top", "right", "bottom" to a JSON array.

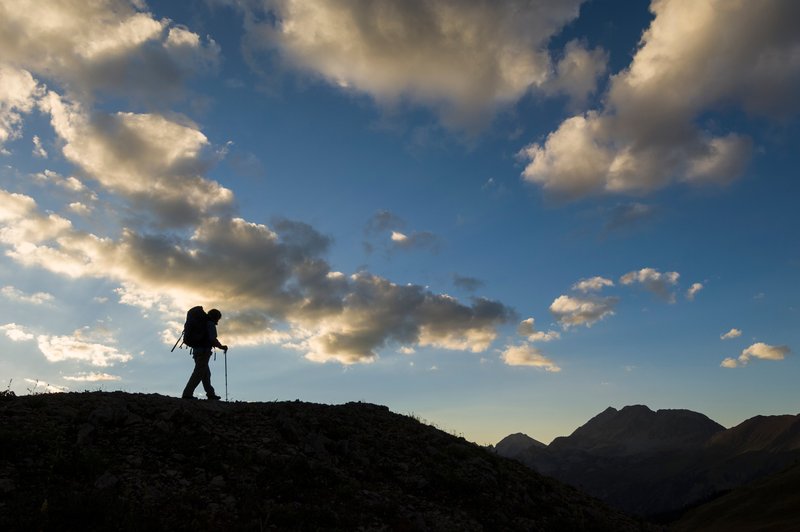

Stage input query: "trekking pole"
[
  {"left": 224, "top": 347, "right": 228, "bottom": 402},
  {"left": 170, "top": 331, "right": 184, "bottom": 352}
]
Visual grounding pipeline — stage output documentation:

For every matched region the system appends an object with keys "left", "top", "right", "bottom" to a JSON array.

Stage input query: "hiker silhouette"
[{"left": 182, "top": 308, "right": 228, "bottom": 400}]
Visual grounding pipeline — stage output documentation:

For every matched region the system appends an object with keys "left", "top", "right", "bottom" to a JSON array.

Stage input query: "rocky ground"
[{"left": 0, "top": 391, "right": 657, "bottom": 531}]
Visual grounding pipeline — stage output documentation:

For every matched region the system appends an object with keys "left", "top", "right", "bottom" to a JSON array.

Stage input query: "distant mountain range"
[{"left": 494, "top": 405, "right": 800, "bottom": 520}]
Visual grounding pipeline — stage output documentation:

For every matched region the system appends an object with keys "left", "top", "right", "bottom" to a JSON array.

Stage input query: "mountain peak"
[
  {"left": 621, "top": 404, "right": 653, "bottom": 413},
  {"left": 550, "top": 404, "right": 724, "bottom": 455},
  {"left": 497, "top": 406, "right": 800, "bottom": 518},
  {"left": 494, "top": 432, "right": 546, "bottom": 458}
]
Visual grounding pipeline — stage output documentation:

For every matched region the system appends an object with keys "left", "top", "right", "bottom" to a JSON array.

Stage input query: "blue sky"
[{"left": 0, "top": 0, "right": 798, "bottom": 444}]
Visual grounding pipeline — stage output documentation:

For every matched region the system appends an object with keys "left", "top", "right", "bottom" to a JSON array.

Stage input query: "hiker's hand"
[{"left": 222, "top": 345, "right": 228, "bottom": 353}]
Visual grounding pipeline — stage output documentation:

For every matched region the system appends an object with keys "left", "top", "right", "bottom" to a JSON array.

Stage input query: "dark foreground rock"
[{"left": 0, "top": 392, "right": 655, "bottom": 531}]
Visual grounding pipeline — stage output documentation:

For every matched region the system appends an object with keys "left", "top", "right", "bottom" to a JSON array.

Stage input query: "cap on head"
[{"left": 208, "top": 308, "right": 222, "bottom": 321}]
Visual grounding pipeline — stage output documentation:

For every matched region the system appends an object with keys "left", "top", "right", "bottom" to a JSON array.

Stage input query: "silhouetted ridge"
[
  {"left": 707, "top": 414, "right": 800, "bottom": 454},
  {"left": 495, "top": 405, "right": 800, "bottom": 519},
  {"left": 494, "top": 432, "right": 545, "bottom": 457},
  {"left": 0, "top": 392, "right": 653, "bottom": 531},
  {"left": 549, "top": 405, "right": 724, "bottom": 455}
]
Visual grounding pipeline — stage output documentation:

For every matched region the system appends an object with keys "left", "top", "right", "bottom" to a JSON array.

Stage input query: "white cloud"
[
  {"left": 686, "top": 282, "right": 704, "bottom": 301},
  {"left": 501, "top": 343, "right": 561, "bottom": 372},
  {"left": 722, "top": 342, "right": 790, "bottom": 368},
  {"left": 242, "top": 0, "right": 586, "bottom": 129},
  {"left": 740, "top": 342, "right": 789, "bottom": 363},
  {"left": 32, "top": 135, "right": 47, "bottom": 158},
  {"left": 24, "top": 378, "right": 67, "bottom": 393},
  {"left": 0, "top": 66, "right": 42, "bottom": 152},
  {"left": 0, "top": 0, "right": 219, "bottom": 103},
  {"left": 517, "top": 318, "right": 560, "bottom": 342},
  {"left": 0, "top": 323, "right": 133, "bottom": 367},
  {"left": 0, "top": 190, "right": 74, "bottom": 260},
  {"left": 528, "top": 331, "right": 561, "bottom": 343},
  {"left": 63, "top": 372, "right": 121, "bottom": 382},
  {"left": 549, "top": 294, "right": 617, "bottom": 328},
  {"left": 37, "top": 332, "right": 133, "bottom": 367},
  {"left": 2, "top": 321, "right": 131, "bottom": 367},
  {"left": 0, "top": 190, "right": 43, "bottom": 221},
  {"left": 32, "top": 170, "right": 92, "bottom": 195},
  {"left": 41, "top": 92, "right": 235, "bottom": 226},
  {"left": 68, "top": 202, "right": 93, "bottom": 215},
  {"left": 620, "top": 268, "right": 680, "bottom": 302},
  {"left": 391, "top": 231, "right": 408, "bottom": 243},
  {"left": 572, "top": 276, "right": 614, "bottom": 293},
  {"left": 520, "top": 0, "right": 800, "bottom": 198},
  {"left": 720, "top": 328, "right": 742, "bottom": 340},
  {"left": 544, "top": 39, "right": 608, "bottom": 109},
  {"left": 1, "top": 285, "right": 54, "bottom": 305},
  {"left": 1, "top": 323, "right": 35, "bottom": 342},
  {"left": 519, "top": 111, "right": 612, "bottom": 199},
  {"left": 73, "top": 323, "right": 118, "bottom": 346}
]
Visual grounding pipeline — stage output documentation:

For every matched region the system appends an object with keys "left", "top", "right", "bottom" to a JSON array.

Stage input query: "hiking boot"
[
  {"left": 182, "top": 395, "right": 197, "bottom": 400},
  {"left": 207, "top": 394, "right": 221, "bottom": 401}
]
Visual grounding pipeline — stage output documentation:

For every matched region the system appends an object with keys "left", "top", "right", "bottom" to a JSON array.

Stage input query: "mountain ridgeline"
[
  {"left": 0, "top": 391, "right": 655, "bottom": 531},
  {"left": 494, "top": 405, "right": 800, "bottom": 521}
]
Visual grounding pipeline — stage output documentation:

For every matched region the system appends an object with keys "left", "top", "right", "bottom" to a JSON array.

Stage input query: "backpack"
[{"left": 182, "top": 306, "right": 210, "bottom": 348}]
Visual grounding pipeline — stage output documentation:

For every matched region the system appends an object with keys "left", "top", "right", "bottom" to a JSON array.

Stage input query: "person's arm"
[
  {"left": 212, "top": 337, "right": 228, "bottom": 352},
  {"left": 208, "top": 322, "right": 228, "bottom": 352}
]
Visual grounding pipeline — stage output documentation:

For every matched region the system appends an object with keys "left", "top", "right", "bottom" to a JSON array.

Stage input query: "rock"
[
  {"left": 94, "top": 472, "right": 118, "bottom": 490},
  {"left": 124, "top": 413, "right": 143, "bottom": 425},
  {"left": 89, "top": 404, "right": 129, "bottom": 425},
  {"left": 76, "top": 423, "right": 95, "bottom": 445},
  {"left": 0, "top": 479, "right": 15, "bottom": 493}
]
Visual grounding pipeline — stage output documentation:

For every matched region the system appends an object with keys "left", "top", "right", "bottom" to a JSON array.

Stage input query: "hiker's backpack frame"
[{"left": 171, "top": 306, "right": 209, "bottom": 352}]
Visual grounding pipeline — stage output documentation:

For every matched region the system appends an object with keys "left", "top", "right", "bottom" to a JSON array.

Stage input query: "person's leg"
[
  {"left": 182, "top": 355, "right": 204, "bottom": 398},
  {"left": 200, "top": 353, "right": 217, "bottom": 398}
]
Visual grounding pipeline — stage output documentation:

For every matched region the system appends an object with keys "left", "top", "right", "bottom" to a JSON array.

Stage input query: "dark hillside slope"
[
  {"left": 672, "top": 460, "right": 800, "bottom": 532},
  {"left": 0, "top": 392, "right": 654, "bottom": 531}
]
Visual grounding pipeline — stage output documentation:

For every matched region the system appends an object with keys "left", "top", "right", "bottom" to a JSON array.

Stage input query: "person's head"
[{"left": 208, "top": 308, "right": 222, "bottom": 323}]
